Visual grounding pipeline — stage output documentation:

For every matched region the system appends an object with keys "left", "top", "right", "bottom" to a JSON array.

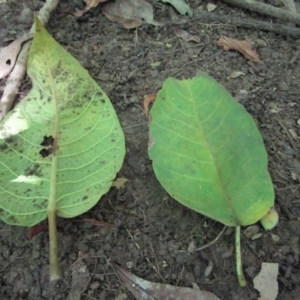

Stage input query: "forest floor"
[{"left": 0, "top": 0, "right": 300, "bottom": 299}]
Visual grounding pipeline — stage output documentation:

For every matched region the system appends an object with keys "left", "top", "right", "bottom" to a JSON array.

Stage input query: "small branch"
[
  {"left": 195, "top": 225, "right": 227, "bottom": 252},
  {"left": 222, "top": 0, "right": 300, "bottom": 25},
  {"left": 184, "top": 11, "right": 300, "bottom": 38},
  {"left": 0, "top": 0, "right": 60, "bottom": 122},
  {"left": 235, "top": 226, "right": 247, "bottom": 287}
]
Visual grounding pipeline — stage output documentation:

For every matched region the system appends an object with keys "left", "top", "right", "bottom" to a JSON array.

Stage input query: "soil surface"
[{"left": 1, "top": 0, "right": 300, "bottom": 299}]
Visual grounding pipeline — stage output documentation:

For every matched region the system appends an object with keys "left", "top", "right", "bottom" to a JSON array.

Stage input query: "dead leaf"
[
  {"left": 143, "top": 94, "right": 156, "bottom": 118},
  {"left": 217, "top": 36, "right": 263, "bottom": 64},
  {"left": 174, "top": 28, "right": 200, "bottom": 43},
  {"left": 253, "top": 262, "right": 279, "bottom": 300},
  {"left": 73, "top": 0, "right": 109, "bottom": 17},
  {"left": 207, "top": 3, "right": 217, "bottom": 12},
  {"left": 112, "top": 177, "right": 128, "bottom": 189},
  {"left": 80, "top": 218, "right": 117, "bottom": 229},
  {"left": 227, "top": 71, "right": 245, "bottom": 79},
  {"left": 114, "top": 264, "right": 221, "bottom": 300},
  {"left": 66, "top": 257, "right": 91, "bottom": 300},
  {"left": 28, "top": 223, "right": 48, "bottom": 240},
  {"left": 102, "top": 0, "right": 159, "bottom": 29},
  {"left": 0, "top": 34, "right": 32, "bottom": 79}
]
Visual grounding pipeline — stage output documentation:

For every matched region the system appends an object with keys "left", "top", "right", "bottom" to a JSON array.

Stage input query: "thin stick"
[
  {"left": 195, "top": 225, "right": 227, "bottom": 252},
  {"left": 235, "top": 226, "right": 247, "bottom": 286},
  {"left": 176, "top": 11, "right": 300, "bottom": 38},
  {"left": 222, "top": 0, "right": 300, "bottom": 25}
]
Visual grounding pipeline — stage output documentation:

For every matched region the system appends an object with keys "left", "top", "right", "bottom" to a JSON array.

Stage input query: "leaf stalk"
[
  {"left": 235, "top": 225, "right": 246, "bottom": 286},
  {"left": 48, "top": 208, "right": 61, "bottom": 281}
]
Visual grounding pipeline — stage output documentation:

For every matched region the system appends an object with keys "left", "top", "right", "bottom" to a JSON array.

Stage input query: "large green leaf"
[
  {"left": 0, "top": 18, "right": 125, "bottom": 227},
  {"left": 148, "top": 73, "right": 274, "bottom": 227}
]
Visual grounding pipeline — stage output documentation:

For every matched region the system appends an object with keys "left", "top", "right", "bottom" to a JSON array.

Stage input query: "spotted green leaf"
[
  {"left": 148, "top": 73, "right": 274, "bottom": 226},
  {"left": 0, "top": 18, "right": 125, "bottom": 227}
]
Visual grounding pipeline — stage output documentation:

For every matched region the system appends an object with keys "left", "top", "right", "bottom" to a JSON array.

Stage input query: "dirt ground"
[{"left": 0, "top": 0, "right": 300, "bottom": 299}]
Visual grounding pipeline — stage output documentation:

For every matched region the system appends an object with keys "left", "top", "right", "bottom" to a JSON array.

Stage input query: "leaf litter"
[
  {"left": 73, "top": 0, "right": 109, "bottom": 17},
  {"left": 114, "top": 264, "right": 221, "bottom": 300},
  {"left": 0, "top": 34, "right": 32, "bottom": 79},
  {"left": 217, "top": 36, "right": 263, "bottom": 64},
  {"left": 253, "top": 262, "right": 279, "bottom": 300},
  {"left": 112, "top": 177, "right": 128, "bottom": 189},
  {"left": 174, "top": 28, "right": 200, "bottom": 43},
  {"left": 102, "top": 0, "right": 160, "bottom": 29}
]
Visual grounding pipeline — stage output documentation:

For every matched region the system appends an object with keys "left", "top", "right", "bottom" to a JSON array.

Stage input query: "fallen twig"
[
  {"left": 169, "top": 11, "right": 300, "bottom": 38},
  {"left": 0, "top": 0, "right": 60, "bottom": 122},
  {"left": 222, "top": 0, "right": 300, "bottom": 25}
]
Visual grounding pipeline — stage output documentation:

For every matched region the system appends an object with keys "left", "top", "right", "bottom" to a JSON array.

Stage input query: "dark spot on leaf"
[
  {"left": 40, "top": 135, "right": 54, "bottom": 147},
  {"left": 47, "top": 97, "right": 51, "bottom": 102},
  {"left": 83, "top": 196, "right": 88, "bottom": 200},
  {"left": 6, "top": 59, "right": 11, "bottom": 65},
  {"left": 7, "top": 215, "right": 17, "bottom": 224},
  {"left": 25, "top": 164, "right": 42, "bottom": 176},
  {"left": 101, "top": 99, "right": 105, "bottom": 103},
  {"left": 111, "top": 139, "right": 116, "bottom": 143},
  {"left": 40, "top": 148, "right": 53, "bottom": 158},
  {"left": 25, "top": 189, "right": 32, "bottom": 195},
  {"left": 5, "top": 136, "right": 15, "bottom": 144},
  {"left": 96, "top": 92, "right": 103, "bottom": 97},
  {"left": 0, "top": 143, "right": 8, "bottom": 151},
  {"left": 40, "top": 135, "right": 55, "bottom": 158}
]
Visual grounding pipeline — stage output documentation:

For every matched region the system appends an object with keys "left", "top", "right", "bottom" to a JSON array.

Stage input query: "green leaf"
[
  {"left": 0, "top": 17, "right": 125, "bottom": 227},
  {"left": 148, "top": 72, "right": 274, "bottom": 227},
  {"left": 157, "top": 0, "right": 193, "bottom": 17}
]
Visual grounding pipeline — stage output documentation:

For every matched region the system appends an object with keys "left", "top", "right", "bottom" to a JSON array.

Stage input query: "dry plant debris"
[
  {"left": 74, "top": 0, "right": 109, "bottom": 16},
  {"left": 174, "top": 28, "right": 200, "bottom": 43},
  {"left": 102, "top": 0, "right": 159, "bottom": 29},
  {"left": 112, "top": 177, "right": 128, "bottom": 189},
  {"left": 114, "top": 264, "right": 221, "bottom": 300},
  {"left": 253, "top": 262, "right": 279, "bottom": 300},
  {"left": 143, "top": 94, "right": 157, "bottom": 118},
  {"left": 217, "top": 36, "right": 263, "bottom": 64},
  {"left": 0, "top": 35, "right": 32, "bottom": 79}
]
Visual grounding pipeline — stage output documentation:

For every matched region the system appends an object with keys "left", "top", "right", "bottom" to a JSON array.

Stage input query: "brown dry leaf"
[
  {"left": 102, "top": 0, "right": 159, "bottom": 29},
  {"left": 114, "top": 264, "right": 221, "bottom": 300},
  {"left": 28, "top": 223, "right": 48, "bottom": 240},
  {"left": 66, "top": 257, "right": 91, "bottom": 300},
  {"left": 253, "top": 262, "right": 279, "bottom": 300},
  {"left": 0, "top": 34, "right": 32, "bottom": 79},
  {"left": 112, "top": 177, "right": 128, "bottom": 189},
  {"left": 74, "top": 0, "right": 109, "bottom": 17},
  {"left": 81, "top": 218, "right": 117, "bottom": 229},
  {"left": 174, "top": 28, "right": 200, "bottom": 43},
  {"left": 143, "top": 94, "right": 156, "bottom": 118},
  {"left": 217, "top": 36, "right": 263, "bottom": 64}
]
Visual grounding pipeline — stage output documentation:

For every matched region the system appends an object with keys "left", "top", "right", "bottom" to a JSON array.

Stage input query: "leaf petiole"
[
  {"left": 235, "top": 225, "right": 247, "bottom": 286},
  {"left": 48, "top": 208, "right": 61, "bottom": 281}
]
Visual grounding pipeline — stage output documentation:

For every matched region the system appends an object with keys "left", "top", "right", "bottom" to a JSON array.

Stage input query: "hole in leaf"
[
  {"left": 40, "top": 135, "right": 54, "bottom": 147},
  {"left": 40, "top": 148, "right": 54, "bottom": 158},
  {"left": 40, "top": 135, "right": 54, "bottom": 158}
]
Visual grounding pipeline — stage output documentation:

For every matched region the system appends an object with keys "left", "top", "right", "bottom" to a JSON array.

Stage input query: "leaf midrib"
[{"left": 178, "top": 79, "right": 240, "bottom": 225}]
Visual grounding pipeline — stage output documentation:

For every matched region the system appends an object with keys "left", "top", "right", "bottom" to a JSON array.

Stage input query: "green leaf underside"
[
  {"left": 149, "top": 73, "right": 274, "bottom": 226},
  {"left": 0, "top": 18, "right": 125, "bottom": 226}
]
